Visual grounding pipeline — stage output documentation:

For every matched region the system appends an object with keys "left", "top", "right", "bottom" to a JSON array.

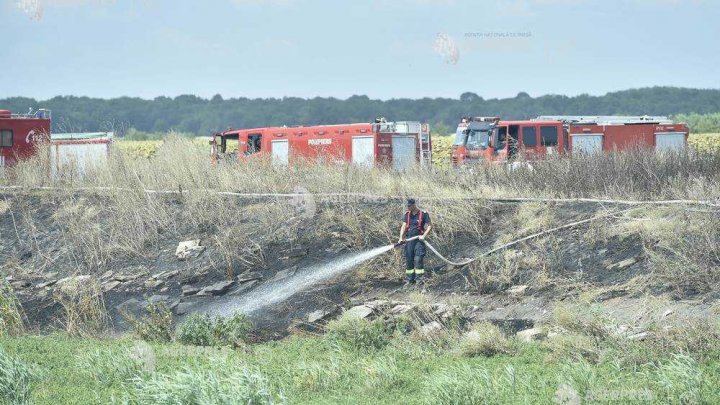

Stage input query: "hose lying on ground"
[{"left": 405, "top": 207, "right": 637, "bottom": 267}]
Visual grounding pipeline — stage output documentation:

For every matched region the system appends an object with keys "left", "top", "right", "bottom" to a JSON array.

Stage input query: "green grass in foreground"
[{"left": 1, "top": 330, "right": 719, "bottom": 405}]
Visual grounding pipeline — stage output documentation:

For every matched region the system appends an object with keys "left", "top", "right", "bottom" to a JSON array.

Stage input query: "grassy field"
[{"left": 2, "top": 307, "right": 720, "bottom": 404}]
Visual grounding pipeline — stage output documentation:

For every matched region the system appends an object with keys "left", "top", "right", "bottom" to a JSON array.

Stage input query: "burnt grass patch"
[{"left": 0, "top": 192, "right": 713, "bottom": 340}]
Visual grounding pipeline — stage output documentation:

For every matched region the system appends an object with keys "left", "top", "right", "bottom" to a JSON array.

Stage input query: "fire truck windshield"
[
  {"left": 455, "top": 129, "right": 490, "bottom": 149},
  {"left": 453, "top": 128, "right": 490, "bottom": 149},
  {"left": 453, "top": 128, "right": 467, "bottom": 146},
  {"left": 467, "top": 130, "right": 489, "bottom": 149},
  {"left": 455, "top": 121, "right": 493, "bottom": 148}
]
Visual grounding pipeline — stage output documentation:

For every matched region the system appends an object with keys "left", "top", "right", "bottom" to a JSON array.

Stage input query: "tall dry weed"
[
  {"left": 53, "top": 276, "right": 110, "bottom": 336},
  {"left": 0, "top": 281, "right": 25, "bottom": 336}
]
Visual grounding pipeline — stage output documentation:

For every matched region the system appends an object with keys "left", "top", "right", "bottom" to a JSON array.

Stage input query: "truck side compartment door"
[
  {"left": 352, "top": 136, "right": 375, "bottom": 167},
  {"left": 520, "top": 125, "right": 538, "bottom": 158},
  {"left": 655, "top": 132, "right": 686, "bottom": 151},
  {"left": 571, "top": 133, "right": 604, "bottom": 154},
  {"left": 271, "top": 139, "right": 289, "bottom": 166}
]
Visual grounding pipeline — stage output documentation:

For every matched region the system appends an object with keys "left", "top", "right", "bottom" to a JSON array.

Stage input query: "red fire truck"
[
  {"left": 0, "top": 108, "right": 114, "bottom": 175},
  {"left": 451, "top": 115, "right": 689, "bottom": 166},
  {"left": 0, "top": 109, "right": 52, "bottom": 170},
  {"left": 211, "top": 120, "right": 432, "bottom": 170}
]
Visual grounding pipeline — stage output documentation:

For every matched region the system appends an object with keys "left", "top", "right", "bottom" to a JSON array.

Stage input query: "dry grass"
[
  {"left": 644, "top": 316, "right": 720, "bottom": 357},
  {"left": 484, "top": 146, "right": 720, "bottom": 200},
  {"left": 552, "top": 301, "right": 618, "bottom": 341},
  {"left": 582, "top": 214, "right": 615, "bottom": 247},
  {"left": 3, "top": 135, "right": 719, "bottom": 200},
  {"left": 545, "top": 301, "right": 619, "bottom": 364},
  {"left": 496, "top": 202, "right": 555, "bottom": 246},
  {"left": 544, "top": 333, "right": 601, "bottom": 364},
  {"left": 467, "top": 238, "right": 563, "bottom": 293},
  {"left": 52, "top": 199, "right": 110, "bottom": 268},
  {"left": 0, "top": 281, "right": 25, "bottom": 336},
  {"left": 458, "top": 322, "right": 512, "bottom": 357},
  {"left": 544, "top": 299, "right": 720, "bottom": 368},
  {"left": 619, "top": 206, "right": 720, "bottom": 297},
  {"left": 52, "top": 276, "right": 110, "bottom": 337}
]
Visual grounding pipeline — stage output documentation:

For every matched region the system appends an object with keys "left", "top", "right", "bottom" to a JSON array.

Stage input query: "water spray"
[
  {"left": 204, "top": 243, "right": 397, "bottom": 317},
  {"left": 201, "top": 236, "right": 471, "bottom": 317}
]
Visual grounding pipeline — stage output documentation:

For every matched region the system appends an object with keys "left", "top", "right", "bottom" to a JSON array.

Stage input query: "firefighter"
[{"left": 397, "top": 198, "right": 432, "bottom": 285}]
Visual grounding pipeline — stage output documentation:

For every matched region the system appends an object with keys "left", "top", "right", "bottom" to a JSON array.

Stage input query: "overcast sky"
[{"left": 1, "top": 0, "right": 718, "bottom": 100}]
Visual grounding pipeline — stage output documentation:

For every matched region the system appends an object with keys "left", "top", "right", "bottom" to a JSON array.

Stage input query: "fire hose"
[
  {"left": 394, "top": 207, "right": 637, "bottom": 267},
  {"left": 395, "top": 236, "right": 473, "bottom": 266}
]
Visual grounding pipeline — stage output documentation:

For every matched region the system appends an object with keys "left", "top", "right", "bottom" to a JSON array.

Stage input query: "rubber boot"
[
  {"left": 404, "top": 270, "right": 416, "bottom": 287},
  {"left": 414, "top": 269, "right": 425, "bottom": 286}
]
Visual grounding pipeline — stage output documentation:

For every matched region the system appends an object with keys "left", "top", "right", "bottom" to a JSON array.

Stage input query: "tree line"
[{"left": 2, "top": 86, "right": 720, "bottom": 136}]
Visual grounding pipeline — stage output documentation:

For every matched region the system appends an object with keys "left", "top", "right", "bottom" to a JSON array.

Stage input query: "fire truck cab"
[{"left": 452, "top": 116, "right": 566, "bottom": 165}]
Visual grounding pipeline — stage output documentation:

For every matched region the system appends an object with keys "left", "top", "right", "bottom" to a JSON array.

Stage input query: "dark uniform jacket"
[{"left": 403, "top": 210, "right": 431, "bottom": 237}]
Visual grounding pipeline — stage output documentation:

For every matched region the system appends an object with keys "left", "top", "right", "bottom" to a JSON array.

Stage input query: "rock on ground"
[
  {"left": 308, "top": 310, "right": 330, "bottom": 323},
  {"left": 175, "top": 240, "right": 206, "bottom": 260},
  {"left": 345, "top": 305, "right": 374, "bottom": 319},
  {"left": 421, "top": 321, "right": 443, "bottom": 336},
  {"left": 198, "top": 280, "right": 236, "bottom": 296},
  {"left": 516, "top": 327, "right": 546, "bottom": 342}
]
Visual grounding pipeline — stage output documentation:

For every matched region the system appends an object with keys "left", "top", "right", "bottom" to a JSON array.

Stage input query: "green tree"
[{"left": 3, "top": 87, "right": 720, "bottom": 135}]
